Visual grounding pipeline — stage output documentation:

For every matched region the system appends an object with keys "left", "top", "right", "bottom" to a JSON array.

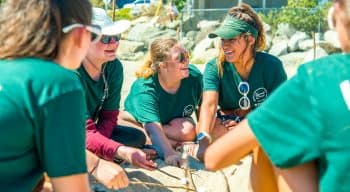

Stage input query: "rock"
[
  {"left": 324, "top": 30, "right": 341, "bottom": 49},
  {"left": 117, "top": 40, "right": 145, "bottom": 55},
  {"left": 275, "top": 23, "right": 297, "bottom": 38},
  {"left": 303, "top": 46, "right": 328, "bottom": 63},
  {"left": 127, "top": 23, "right": 177, "bottom": 47},
  {"left": 268, "top": 40, "right": 288, "bottom": 57},
  {"left": 288, "top": 32, "right": 310, "bottom": 52}
]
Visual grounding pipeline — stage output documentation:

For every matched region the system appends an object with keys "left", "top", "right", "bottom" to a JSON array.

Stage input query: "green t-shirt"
[
  {"left": 0, "top": 58, "right": 87, "bottom": 191},
  {"left": 77, "top": 59, "right": 123, "bottom": 119},
  {"left": 203, "top": 52, "right": 287, "bottom": 110},
  {"left": 124, "top": 64, "right": 203, "bottom": 124},
  {"left": 248, "top": 53, "right": 350, "bottom": 192}
]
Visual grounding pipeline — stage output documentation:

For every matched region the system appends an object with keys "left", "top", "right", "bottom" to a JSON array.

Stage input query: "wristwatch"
[{"left": 196, "top": 131, "right": 212, "bottom": 144}]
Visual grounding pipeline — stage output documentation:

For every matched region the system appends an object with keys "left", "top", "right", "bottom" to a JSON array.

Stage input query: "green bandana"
[{"left": 208, "top": 16, "right": 258, "bottom": 39}]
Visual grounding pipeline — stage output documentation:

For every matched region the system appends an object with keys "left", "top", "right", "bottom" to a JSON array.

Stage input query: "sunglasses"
[
  {"left": 238, "top": 81, "right": 251, "bottom": 110},
  {"left": 62, "top": 23, "right": 102, "bottom": 43},
  {"left": 91, "top": 35, "right": 121, "bottom": 44},
  {"left": 178, "top": 51, "right": 189, "bottom": 63}
]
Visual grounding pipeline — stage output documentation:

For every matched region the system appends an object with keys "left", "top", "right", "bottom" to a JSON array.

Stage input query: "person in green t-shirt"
[
  {"left": 205, "top": 0, "right": 350, "bottom": 191},
  {"left": 120, "top": 38, "right": 203, "bottom": 166},
  {"left": 197, "top": 3, "right": 287, "bottom": 191},
  {"left": 78, "top": 8, "right": 157, "bottom": 171},
  {"left": 0, "top": 0, "right": 101, "bottom": 191}
]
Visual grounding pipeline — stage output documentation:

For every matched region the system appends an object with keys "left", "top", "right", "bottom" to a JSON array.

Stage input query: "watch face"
[{"left": 197, "top": 132, "right": 205, "bottom": 141}]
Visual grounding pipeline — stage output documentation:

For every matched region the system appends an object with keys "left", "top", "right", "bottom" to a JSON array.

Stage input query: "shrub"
[
  {"left": 173, "top": 0, "right": 186, "bottom": 12},
  {"left": 108, "top": 8, "right": 133, "bottom": 20},
  {"left": 259, "top": 0, "right": 332, "bottom": 34},
  {"left": 90, "top": 0, "right": 104, "bottom": 8}
]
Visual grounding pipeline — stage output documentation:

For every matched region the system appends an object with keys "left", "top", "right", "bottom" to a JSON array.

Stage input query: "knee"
[
  {"left": 133, "top": 129, "right": 147, "bottom": 147},
  {"left": 181, "top": 127, "right": 196, "bottom": 141}
]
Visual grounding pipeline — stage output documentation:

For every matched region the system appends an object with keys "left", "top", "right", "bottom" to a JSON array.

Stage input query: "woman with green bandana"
[
  {"left": 120, "top": 38, "right": 203, "bottom": 166},
  {"left": 0, "top": 0, "right": 99, "bottom": 191},
  {"left": 205, "top": 0, "right": 350, "bottom": 191},
  {"left": 78, "top": 8, "right": 157, "bottom": 171},
  {"left": 197, "top": 3, "right": 287, "bottom": 192}
]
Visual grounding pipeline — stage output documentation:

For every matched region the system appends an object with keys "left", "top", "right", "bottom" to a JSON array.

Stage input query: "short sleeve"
[
  {"left": 247, "top": 66, "right": 322, "bottom": 168},
  {"left": 268, "top": 57, "right": 287, "bottom": 92},
  {"left": 38, "top": 90, "right": 87, "bottom": 177},
  {"left": 203, "top": 59, "right": 220, "bottom": 91},
  {"left": 133, "top": 90, "right": 161, "bottom": 124}
]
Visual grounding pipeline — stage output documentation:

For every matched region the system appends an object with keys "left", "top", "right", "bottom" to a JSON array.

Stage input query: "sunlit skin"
[
  {"left": 84, "top": 36, "right": 119, "bottom": 72},
  {"left": 205, "top": 1, "right": 348, "bottom": 191},
  {"left": 162, "top": 44, "right": 190, "bottom": 82}
]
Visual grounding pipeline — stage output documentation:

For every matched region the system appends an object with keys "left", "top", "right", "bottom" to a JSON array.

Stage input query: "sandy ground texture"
[{"left": 89, "top": 60, "right": 298, "bottom": 192}]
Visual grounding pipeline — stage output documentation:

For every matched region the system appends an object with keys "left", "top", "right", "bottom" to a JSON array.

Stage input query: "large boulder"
[
  {"left": 287, "top": 32, "right": 310, "bottom": 52},
  {"left": 268, "top": 40, "right": 289, "bottom": 57},
  {"left": 127, "top": 23, "right": 177, "bottom": 47}
]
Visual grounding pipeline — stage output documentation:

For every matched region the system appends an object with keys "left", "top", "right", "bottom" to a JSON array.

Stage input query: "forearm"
[
  {"left": 205, "top": 120, "right": 258, "bottom": 170},
  {"left": 51, "top": 174, "right": 89, "bottom": 192},
  {"left": 86, "top": 128, "right": 123, "bottom": 161},
  {"left": 144, "top": 123, "right": 176, "bottom": 158},
  {"left": 198, "top": 101, "right": 217, "bottom": 134}
]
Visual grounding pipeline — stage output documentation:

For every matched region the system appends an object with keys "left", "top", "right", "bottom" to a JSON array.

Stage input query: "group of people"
[{"left": 1, "top": 0, "right": 349, "bottom": 191}]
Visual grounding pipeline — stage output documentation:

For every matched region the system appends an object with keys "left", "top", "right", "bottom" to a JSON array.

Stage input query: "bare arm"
[
  {"left": 197, "top": 91, "right": 219, "bottom": 134},
  {"left": 50, "top": 174, "right": 89, "bottom": 192},
  {"left": 204, "top": 120, "right": 258, "bottom": 170},
  {"left": 86, "top": 150, "right": 129, "bottom": 189},
  {"left": 274, "top": 161, "right": 318, "bottom": 192}
]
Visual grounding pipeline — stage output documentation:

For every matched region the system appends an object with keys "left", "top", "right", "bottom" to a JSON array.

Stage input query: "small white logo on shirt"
[
  {"left": 0, "top": 84, "right": 2, "bottom": 92},
  {"left": 183, "top": 105, "right": 194, "bottom": 117},
  {"left": 253, "top": 88, "right": 268, "bottom": 104},
  {"left": 340, "top": 80, "right": 350, "bottom": 110}
]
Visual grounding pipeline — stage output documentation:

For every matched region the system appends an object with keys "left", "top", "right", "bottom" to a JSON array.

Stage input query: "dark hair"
[{"left": 0, "top": 0, "right": 92, "bottom": 59}]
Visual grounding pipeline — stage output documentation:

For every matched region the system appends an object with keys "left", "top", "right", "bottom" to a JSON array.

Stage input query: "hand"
[
  {"left": 196, "top": 137, "right": 210, "bottom": 162},
  {"left": 142, "top": 148, "right": 158, "bottom": 160},
  {"left": 222, "top": 119, "right": 238, "bottom": 130},
  {"left": 117, "top": 146, "right": 157, "bottom": 170},
  {"left": 92, "top": 158, "right": 129, "bottom": 190},
  {"left": 164, "top": 152, "right": 183, "bottom": 167}
]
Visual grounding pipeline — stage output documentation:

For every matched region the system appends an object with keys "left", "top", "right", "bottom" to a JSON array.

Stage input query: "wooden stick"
[{"left": 129, "top": 181, "right": 196, "bottom": 191}]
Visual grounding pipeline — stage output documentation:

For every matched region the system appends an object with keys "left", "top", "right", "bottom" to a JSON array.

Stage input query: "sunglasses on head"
[
  {"left": 62, "top": 23, "right": 102, "bottom": 43},
  {"left": 91, "top": 34, "right": 121, "bottom": 44}
]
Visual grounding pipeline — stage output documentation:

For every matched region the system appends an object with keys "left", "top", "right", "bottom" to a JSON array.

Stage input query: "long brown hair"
[
  {"left": 0, "top": 0, "right": 92, "bottom": 59},
  {"left": 217, "top": 3, "right": 266, "bottom": 77},
  {"left": 136, "top": 38, "right": 178, "bottom": 78}
]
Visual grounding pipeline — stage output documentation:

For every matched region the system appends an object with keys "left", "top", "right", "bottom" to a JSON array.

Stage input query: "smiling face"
[
  {"left": 220, "top": 34, "right": 256, "bottom": 64},
  {"left": 162, "top": 44, "right": 190, "bottom": 80},
  {"left": 87, "top": 35, "right": 119, "bottom": 64}
]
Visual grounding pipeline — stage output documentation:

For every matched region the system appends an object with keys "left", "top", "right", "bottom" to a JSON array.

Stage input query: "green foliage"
[
  {"left": 258, "top": 0, "right": 332, "bottom": 33},
  {"left": 108, "top": 8, "right": 133, "bottom": 20},
  {"left": 90, "top": 0, "right": 104, "bottom": 8},
  {"left": 173, "top": 0, "right": 186, "bottom": 12}
]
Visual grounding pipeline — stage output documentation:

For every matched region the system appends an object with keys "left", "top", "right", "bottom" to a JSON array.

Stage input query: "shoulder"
[
  {"left": 1, "top": 58, "right": 84, "bottom": 104},
  {"left": 131, "top": 76, "right": 157, "bottom": 92},
  {"left": 188, "top": 64, "right": 203, "bottom": 78},
  {"left": 300, "top": 53, "right": 349, "bottom": 79},
  {"left": 105, "top": 59, "right": 123, "bottom": 73},
  {"left": 255, "top": 52, "right": 283, "bottom": 67}
]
